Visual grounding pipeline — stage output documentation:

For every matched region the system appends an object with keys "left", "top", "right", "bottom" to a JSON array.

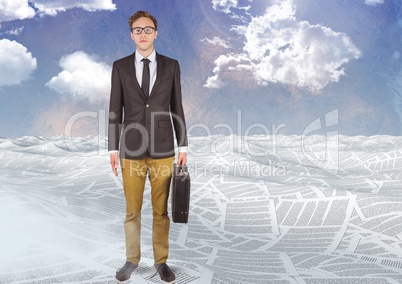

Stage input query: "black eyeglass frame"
[{"left": 131, "top": 26, "right": 155, "bottom": 35}]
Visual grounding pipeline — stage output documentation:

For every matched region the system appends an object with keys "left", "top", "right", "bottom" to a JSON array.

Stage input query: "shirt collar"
[{"left": 135, "top": 49, "right": 156, "bottom": 64}]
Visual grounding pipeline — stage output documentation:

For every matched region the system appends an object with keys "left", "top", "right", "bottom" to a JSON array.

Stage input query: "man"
[{"left": 108, "top": 10, "right": 188, "bottom": 284}]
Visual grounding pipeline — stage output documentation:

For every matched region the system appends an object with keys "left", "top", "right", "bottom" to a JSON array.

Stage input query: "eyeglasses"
[{"left": 131, "top": 26, "right": 155, "bottom": 35}]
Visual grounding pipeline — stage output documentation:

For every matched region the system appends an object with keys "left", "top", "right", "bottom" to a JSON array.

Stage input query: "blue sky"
[{"left": 0, "top": 0, "right": 401, "bottom": 137}]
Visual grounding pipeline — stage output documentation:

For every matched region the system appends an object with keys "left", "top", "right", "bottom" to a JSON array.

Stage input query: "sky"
[{"left": 0, "top": 0, "right": 402, "bottom": 138}]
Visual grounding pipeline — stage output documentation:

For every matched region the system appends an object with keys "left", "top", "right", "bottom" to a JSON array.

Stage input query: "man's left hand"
[{"left": 177, "top": 152, "right": 187, "bottom": 165}]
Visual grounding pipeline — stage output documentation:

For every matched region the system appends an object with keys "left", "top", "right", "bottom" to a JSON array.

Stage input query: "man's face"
[{"left": 131, "top": 17, "right": 157, "bottom": 55}]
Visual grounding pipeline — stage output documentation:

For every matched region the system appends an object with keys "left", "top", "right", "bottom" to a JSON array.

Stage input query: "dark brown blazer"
[{"left": 108, "top": 52, "right": 188, "bottom": 159}]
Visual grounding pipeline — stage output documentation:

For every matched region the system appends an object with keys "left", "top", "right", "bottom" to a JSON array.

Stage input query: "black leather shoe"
[
  {"left": 115, "top": 261, "right": 138, "bottom": 283},
  {"left": 154, "top": 263, "right": 176, "bottom": 284}
]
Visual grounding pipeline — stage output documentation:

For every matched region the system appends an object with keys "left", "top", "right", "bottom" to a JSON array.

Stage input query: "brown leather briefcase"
[{"left": 171, "top": 164, "right": 190, "bottom": 223}]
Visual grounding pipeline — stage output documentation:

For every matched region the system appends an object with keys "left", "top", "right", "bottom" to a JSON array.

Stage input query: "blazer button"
[{"left": 146, "top": 104, "right": 149, "bottom": 108}]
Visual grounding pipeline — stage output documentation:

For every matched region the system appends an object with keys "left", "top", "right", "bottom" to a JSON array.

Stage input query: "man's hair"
[{"left": 128, "top": 11, "right": 158, "bottom": 31}]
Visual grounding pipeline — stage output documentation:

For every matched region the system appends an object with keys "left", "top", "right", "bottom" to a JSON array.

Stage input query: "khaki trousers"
[{"left": 121, "top": 156, "right": 174, "bottom": 264}]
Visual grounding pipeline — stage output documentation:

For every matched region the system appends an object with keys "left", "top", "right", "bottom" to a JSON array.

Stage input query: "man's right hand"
[{"left": 110, "top": 152, "right": 119, "bottom": 176}]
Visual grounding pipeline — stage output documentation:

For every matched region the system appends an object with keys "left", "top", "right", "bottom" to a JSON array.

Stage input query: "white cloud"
[
  {"left": 212, "top": 0, "right": 238, "bottom": 14},
  {"left": 200, "top": 36, "right": 230, "bottom": 48},
  {"left": 0, "top": 0, "right": 36, "bottom": 22},
  {"left": 46, "top": 51, "right": 111, "bottom": 104},
  {"left": 0, "top": 0, "right": 115, "bottom": 22},
  {"left": 364, "top": 0, "right": 384, "bottom": 5},
  {"left": 204, "top": 75, "right": 225, "bottom": 89},
  {"left": 0, "top": 39, "right": 37, "bottom": 87},
  {"left": 33, "top": 0, "right": 116, "bottom": 16},
  {"left": 205, "top": 0, "right": 361, "bottom": 91},
  {"left": 204, "top": 53, "right": 253, "bottom": 88},
  {"left": 4, "top": 26, "right": 24, "bottom": 35},
  {"left": 230, "top": 25, "right": 247, "bottom": 35}
]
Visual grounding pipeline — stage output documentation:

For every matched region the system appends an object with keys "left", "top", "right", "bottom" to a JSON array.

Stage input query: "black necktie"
[{"left": 141, "top": 58, "right": 150, "bottom": 98}]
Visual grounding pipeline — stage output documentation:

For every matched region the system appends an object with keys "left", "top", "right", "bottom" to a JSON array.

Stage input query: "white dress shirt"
[{"left": 135, "top": 50, "right": 157, "bottom": 95}]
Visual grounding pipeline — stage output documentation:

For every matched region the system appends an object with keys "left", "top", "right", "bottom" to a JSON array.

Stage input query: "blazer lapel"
[
  {"left": 130, "top": 52, "right": 147, "bottom": 101},
  {"left": 149, "top": 52, "right": 165, "bottom": 98}
]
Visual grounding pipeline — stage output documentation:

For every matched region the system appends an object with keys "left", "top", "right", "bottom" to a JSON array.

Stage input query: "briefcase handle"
[{"left": 174, "top": 164, "right": 188, "bottom": 176}]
